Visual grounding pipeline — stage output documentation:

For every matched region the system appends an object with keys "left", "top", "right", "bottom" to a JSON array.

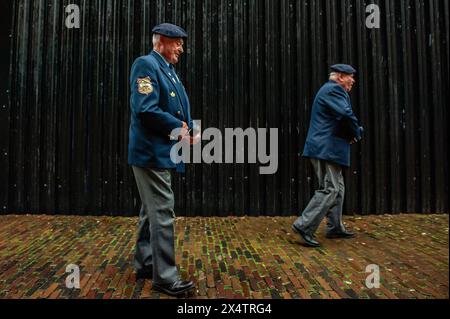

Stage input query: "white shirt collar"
[{"left": 154, "top": 50, "right": 170, "bottom": 67}]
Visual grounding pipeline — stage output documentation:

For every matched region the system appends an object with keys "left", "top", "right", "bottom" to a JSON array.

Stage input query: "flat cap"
[
  {"left": 152, "top": 23, "right": 188, "bottom": 38},
  {"left": 330, "top": 64, "right": 357, "bottom": 74}
]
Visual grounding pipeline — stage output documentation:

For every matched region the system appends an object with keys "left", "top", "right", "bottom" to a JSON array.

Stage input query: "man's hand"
[
  {"left": 349, "top": 137, "right": 358, "bottom": 145},
  {"left": 177, "top": 122, "right": 201, "bottom": 145},
  {"left": 177, "top": 122, "right": 189, "bottom": 141},
  {"left": 181, "top": 131, "right": 201, "bottom": 145}
]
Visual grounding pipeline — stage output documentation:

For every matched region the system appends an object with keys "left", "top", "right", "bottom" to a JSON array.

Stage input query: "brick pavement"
[{"left": 0, "top": 214, "right": 448, "bottom": 299}]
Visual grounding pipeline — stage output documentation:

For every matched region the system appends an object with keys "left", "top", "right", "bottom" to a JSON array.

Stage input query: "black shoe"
[
  {"left": 292, "top": 225, "right": 321, "bottom": 247},
  {"left": 135, "top": 268, "right": 153, "bottom": 280},
  {"left": 153, "top": 280, "right": 195, "bottom": 296},
  {"left": 326, "top": 230, "right": 355, "bottom": 239}
]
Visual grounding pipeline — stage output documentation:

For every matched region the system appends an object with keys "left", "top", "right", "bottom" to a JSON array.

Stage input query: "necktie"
[{"left": 169, "top": 65, "right": 181, "bottom": 83}]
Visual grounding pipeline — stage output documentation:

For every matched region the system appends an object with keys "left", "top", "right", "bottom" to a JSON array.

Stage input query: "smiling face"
[
  {"left": 337, "top": 73, "right": 356, "bottom": 92},
  {"left": 159, "top": 36, "right": 184, "bottom": 64}
]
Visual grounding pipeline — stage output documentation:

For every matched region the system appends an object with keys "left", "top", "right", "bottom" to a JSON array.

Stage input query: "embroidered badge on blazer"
[{"left": 137, "top": 77, "right": 153, "bottom": 95}]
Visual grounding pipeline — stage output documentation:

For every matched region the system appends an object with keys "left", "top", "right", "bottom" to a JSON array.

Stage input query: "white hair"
[
  {"left": 152, "top": 34, "right": 161, "bottom": 47},
  {"left": 329, "top": 72, "right": 339, "bottom": 81}
]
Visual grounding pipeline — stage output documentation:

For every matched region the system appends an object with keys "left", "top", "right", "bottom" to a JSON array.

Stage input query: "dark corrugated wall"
[{"left": 1, "top": 0, "right": 449, "bottom": 216}]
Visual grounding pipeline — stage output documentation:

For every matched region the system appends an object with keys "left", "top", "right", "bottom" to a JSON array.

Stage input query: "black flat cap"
[
  {"left": 152, "top": 23, "right": 188, "bottom": 38},
  {"left": 330, "top": 64, "right": 357, "bottom": 74}
]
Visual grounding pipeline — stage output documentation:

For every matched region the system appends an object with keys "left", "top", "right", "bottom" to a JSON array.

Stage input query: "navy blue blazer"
[
  {"left": 128, "top": 51, "right": 193, "bottom": 172},
  {"left": 302, "top": 80, "right": 362, "bottom": 167}
]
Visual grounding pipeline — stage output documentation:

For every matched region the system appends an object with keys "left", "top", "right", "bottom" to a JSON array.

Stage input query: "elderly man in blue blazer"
[
  {"left": 292, "top": 64, "right": 363, "bottom": 247},
  {"left": 128, "top": 23, "right": 195, "bottom": 296}
]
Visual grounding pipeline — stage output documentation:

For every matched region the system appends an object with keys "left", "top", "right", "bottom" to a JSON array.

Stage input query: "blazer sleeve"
[
  {"left": 324, "top": 85, "right": 362, "bottom": 140},
  {"left": 130, "top": 58, "right": 184, "bottom": 137}
]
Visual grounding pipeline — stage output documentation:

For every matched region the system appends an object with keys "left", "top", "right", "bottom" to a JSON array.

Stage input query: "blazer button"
[{"left": 177, "top": 111, "right": 181, "bottom": 116}]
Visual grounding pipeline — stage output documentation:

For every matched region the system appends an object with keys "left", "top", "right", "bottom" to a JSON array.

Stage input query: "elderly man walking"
[
  {"left": 292, "top": 64, "right": 363, "bottom": 248},
  {"left": 128, "top": 23, "right": 195, "bottom": 296}
]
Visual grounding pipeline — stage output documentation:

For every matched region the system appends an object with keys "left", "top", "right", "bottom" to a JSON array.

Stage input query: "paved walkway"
[{"left": 0, "top": 214, "right": 448, "bottom": 299}]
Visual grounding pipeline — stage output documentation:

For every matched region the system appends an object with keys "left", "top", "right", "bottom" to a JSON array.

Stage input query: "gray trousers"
[
  {"left": 132, "top": 166, "right": 178, "bottom": 285},
  {"left": 293, "top": 159, "right": 347, "bottom": 236}
]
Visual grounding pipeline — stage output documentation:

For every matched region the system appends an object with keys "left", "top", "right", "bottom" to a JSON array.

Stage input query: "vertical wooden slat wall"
[
  {"left": 2, "top": 0, "right": 449, "bottom": 216},
  {"left": 0, "top": 0, "right": 14, "bottom": 214}
]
